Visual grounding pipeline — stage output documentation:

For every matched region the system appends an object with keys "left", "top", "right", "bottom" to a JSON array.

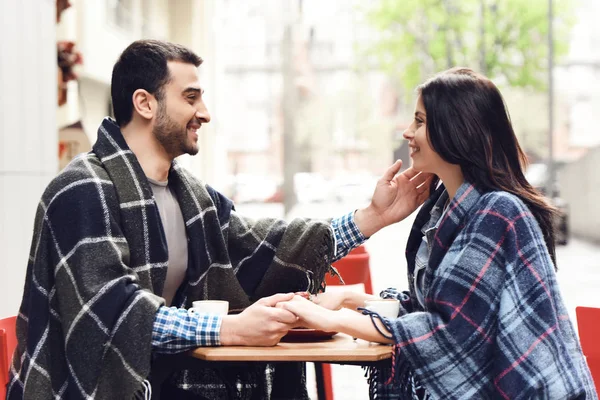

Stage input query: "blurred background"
[{"left": 1, "top": 0, "right": 599, "bottom": 398}]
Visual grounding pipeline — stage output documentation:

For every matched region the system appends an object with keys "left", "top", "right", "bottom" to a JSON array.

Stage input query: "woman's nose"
[{"left": 402, "top": 128, "right": 413, "bottom": 140}]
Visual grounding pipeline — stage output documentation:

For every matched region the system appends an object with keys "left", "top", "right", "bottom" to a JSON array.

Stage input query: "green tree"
[{"left": 364, "top": 0, "right": 574, "bottom": 93}]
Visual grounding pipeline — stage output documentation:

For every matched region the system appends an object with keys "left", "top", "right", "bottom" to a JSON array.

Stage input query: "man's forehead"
[{"left": 166, "top": 61, "right": 202, "bottom": 90}]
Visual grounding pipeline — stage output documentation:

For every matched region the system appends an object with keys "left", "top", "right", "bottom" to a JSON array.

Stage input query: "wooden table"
[
  {"left": 190, "top": 333, "right": 393, "bottom": 363},
  {"left": 189, "top": 333, "right": 392, "bottom": 400},
  {"left": 151, "top": 334, "right": 392, "bottom": 400}
]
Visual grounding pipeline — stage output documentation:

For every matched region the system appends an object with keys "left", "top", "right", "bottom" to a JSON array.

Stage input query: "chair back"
[
  {"left": 576, "top": 306, "right": 600, "bottom": 393},
  {"left": 1, "top": 316, "right": 17, "bottom": 399},
  {"left": 326, "top": 245, "right": 373, "bottom": 294}
]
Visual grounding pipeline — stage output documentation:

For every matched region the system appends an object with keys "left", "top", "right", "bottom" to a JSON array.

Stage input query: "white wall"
[
  {"left": 558, "top": 147, "right": 600, "bottom": 243},
  {"left": 0, "top": 0, "right": 57, "bottom": 318}
]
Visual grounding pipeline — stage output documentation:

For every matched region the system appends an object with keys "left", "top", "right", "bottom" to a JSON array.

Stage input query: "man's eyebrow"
[{"left": 182, "top": 87, "right": 204, "bottom": 95}]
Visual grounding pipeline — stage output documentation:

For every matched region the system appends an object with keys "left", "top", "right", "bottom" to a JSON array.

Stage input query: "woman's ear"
[{"left": 131, "top": 89, "right": 155, "bottom": 121}]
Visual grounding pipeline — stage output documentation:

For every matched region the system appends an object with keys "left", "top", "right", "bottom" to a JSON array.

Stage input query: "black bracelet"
[{"left": 357, "top": 307, "right": 394, "bottom": 340}]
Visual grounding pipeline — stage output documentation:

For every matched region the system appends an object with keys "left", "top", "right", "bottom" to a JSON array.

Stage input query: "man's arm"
[
  {"left": 152, "top": 293, "right": 299, "bottom": 352},
  {"left": 330, "top": 212, "right": 366, "bottom": 262},
  {"left": 152, "top": 307, "right": 222, "bottom": 354}
]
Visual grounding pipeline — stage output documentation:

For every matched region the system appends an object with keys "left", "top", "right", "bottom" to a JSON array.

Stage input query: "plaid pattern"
[
  {"left": 332, "top": 211, "right": 366, "bottom": 261},
  {"left": 413, "top": 191, "right": 450, "bottom": 309},
  {"left": 371, "top": 182, "right": 597, "bottom": 400},
  {"left": 153, "top": 213, "right": 362, "bottom": 353},
  {"left": 9, "top": 118, "right": 336, "bottom": 400},
  {"left": 152, "top": 307, "right": 221, "bottom": 352}
]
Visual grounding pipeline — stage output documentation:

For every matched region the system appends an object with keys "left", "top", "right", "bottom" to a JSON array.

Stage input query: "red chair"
[
  {"left": 325, "top": 245, "right": 373, "bottom": 294},
  {"left": 1, "top": 316, "right": 17, "bottom": 400},
  {"left": 315, "top": 245, "right": 373, "bottom": 400},
  {"left": 576, "top": 306, "right": 600, "bottom": 393}
]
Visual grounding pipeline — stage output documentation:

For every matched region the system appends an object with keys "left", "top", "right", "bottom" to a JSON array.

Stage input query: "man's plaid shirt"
[{"left": 152, "top": 211, "right": 365, "bottom": 353}]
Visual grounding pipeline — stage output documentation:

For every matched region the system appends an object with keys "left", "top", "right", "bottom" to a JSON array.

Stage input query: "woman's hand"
[
  {"left": 278, "top": 295, "right": 338, "bottom": 332},
  {"left": 355, "top": 160, "right": 434, "bottom": 237},
  {"left": 310, "top": 291, "right": 346, "bottom": 310},
  {"left": 308, "top": 291, "right": 379, "bottom": 311}
]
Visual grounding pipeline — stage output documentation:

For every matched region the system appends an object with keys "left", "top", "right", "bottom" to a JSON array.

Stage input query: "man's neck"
[{"left": 121, "top": 123, "right": 172, "bottom": 182}]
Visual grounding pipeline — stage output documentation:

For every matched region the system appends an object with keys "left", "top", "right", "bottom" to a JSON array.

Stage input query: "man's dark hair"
[{"left": 111, "top": 40, "right": 203, "bottom": 126}]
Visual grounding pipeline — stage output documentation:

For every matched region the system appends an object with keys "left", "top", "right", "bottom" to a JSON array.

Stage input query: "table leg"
[{"left": 314, "top": 362, "right": 327, "bottom": 400}]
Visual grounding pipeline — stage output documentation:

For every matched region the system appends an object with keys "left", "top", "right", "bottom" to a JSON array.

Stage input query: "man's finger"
[
  {"left": 278, "top": 299, "right": 304, "bottom": 314},
  {"left": 410, "top": 171, "right": 433, "bottom": 187},
  {"left": 268, "top": 306, "right": 299, "bottom": 324},
  {"left": 401, "top": 166, "right": 421, "bottom": 180},
  {"left": 381, "top": 159, "right": 403, "bottom": 181},
  {"left": 257, "top": 292, "right": 294, "bottom": 306}
]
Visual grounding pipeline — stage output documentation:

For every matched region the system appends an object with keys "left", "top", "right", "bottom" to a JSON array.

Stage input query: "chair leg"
[{"left": 314, "top": 362, "right": 334, "bottom": 400}]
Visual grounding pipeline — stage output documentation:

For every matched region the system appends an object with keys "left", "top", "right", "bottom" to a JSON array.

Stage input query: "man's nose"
[{"left": 196, "top": 102, "right": 211, "bottom": 123}]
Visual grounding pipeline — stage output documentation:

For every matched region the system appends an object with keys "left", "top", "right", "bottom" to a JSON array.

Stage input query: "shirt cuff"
[
  {"left": 331, "top": 211, "right": 367, "bottom": 262},
  {"left": 152, "top": 306, "right": 222, "bottom": 353},
  {"left": 196, "top": 311, "right": 222, "bottom": 346}
]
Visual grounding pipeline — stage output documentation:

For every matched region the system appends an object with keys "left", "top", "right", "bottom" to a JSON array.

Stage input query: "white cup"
[
  {"left": 364, "top": 299, "right": 400, "bottom": 320},
  {"left": 188, "top": 300, "right": 229, "bottom": 316}
]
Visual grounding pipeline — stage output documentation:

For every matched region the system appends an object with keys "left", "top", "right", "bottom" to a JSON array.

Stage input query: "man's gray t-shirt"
[{"left": 148, "top": 177, "right": 188, "bottom": 306}]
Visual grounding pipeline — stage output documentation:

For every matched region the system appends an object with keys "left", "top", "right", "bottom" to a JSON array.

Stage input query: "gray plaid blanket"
[
  {"left": 371, "top": 183, "right": 597, "bottom": 399},
  {"left": 8, "top": 118, "right": 334, "bottom": 399}
]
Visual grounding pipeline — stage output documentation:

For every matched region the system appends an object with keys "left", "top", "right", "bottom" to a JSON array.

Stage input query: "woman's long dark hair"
[{"left": 418, "top": 67, "right": 558, "bottom": 266}]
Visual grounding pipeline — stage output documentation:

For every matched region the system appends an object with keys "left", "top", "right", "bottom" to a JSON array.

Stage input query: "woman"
[{"left": 281, "top": 68, "right": 597, "bottom": 399}]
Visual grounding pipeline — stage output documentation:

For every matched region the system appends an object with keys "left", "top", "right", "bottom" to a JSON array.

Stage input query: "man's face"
[{"left": 152, "top": 61, "right": 211, "bottom": 158}]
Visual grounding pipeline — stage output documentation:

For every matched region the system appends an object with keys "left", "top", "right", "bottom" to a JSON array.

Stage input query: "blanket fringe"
[{"left": 362, "top": 315, "right": 430, "bottom": 400}]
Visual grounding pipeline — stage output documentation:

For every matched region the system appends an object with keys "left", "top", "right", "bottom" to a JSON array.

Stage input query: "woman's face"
[{"left": 403, "top": 95, "right": 449, "bottom": 175}]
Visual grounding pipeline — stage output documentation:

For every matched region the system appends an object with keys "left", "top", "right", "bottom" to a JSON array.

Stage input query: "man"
[{"left": 8, "top": 40, "right": 431, "bottom": 399}]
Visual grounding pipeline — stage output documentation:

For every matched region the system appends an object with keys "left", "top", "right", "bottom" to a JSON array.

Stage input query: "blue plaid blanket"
[{"left": 373, "top": 182, "right": 597, "bottom": 399}]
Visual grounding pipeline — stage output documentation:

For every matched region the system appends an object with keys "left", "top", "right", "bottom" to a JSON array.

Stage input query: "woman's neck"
[{"left": 438, "top": 165, "right": 464, "bottom": 199}]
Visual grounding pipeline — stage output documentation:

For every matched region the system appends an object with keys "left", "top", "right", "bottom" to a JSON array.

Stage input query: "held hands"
[
  {"left": 279, "top": 294, "right": 396, "bottom": 344},
  {"left": 297, "top": 291, "right": 376, "bottom": 311},
  {"left": 220, "top": 293, "right": 300, "bottom": 346},
  {"left": 355, "top": 160, "right": 434, "bottom": 237},
  {"left": 277, "top": 295, "right": 338, "bottom": 332}
]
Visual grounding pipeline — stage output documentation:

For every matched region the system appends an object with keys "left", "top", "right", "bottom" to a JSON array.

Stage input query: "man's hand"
[
  {"left": 220, "top": 293, "right": 299, "bottom": 346},
  {"left": 355, "top": 160, "right": 433, "bottom": 237}
]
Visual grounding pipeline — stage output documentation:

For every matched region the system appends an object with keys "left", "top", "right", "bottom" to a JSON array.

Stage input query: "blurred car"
[{"left": 525, "top": 163, "right": 569, "bottom": 245}]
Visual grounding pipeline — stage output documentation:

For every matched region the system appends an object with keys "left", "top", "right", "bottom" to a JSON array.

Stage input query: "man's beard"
[{"left": 152, "top": 103, "right": 199, "bottom": 158}]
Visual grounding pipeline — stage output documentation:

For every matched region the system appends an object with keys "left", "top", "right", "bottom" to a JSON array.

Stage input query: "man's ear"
[{"left": 131, "top": 89, "right": 156, "bottom": 121}]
